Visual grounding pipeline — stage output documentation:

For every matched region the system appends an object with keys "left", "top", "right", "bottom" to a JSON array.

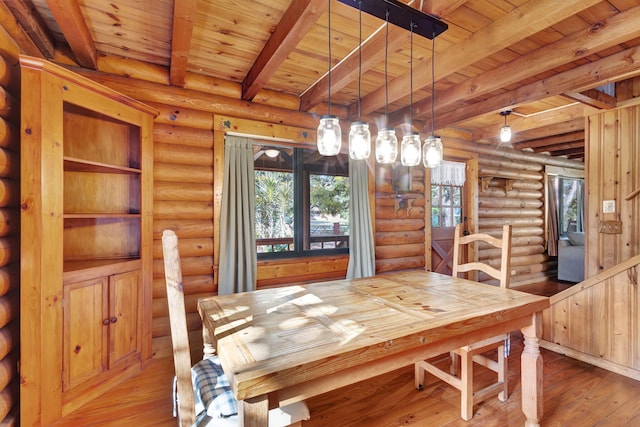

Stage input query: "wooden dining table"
[{"left": 198, "top": 270, "right": 550, "bottom": 426}]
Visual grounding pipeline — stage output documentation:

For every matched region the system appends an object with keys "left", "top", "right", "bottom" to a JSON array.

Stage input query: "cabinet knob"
[
  {"left": 103, "top": 319, "right": 110, "bottom": 325},
  {"left": 111, "top": 316, "right": 118, "bottom": 324}
]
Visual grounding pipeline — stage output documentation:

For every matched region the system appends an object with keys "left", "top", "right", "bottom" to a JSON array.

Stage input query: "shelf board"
[
  {"left": 64, "top": 156, "right": 141, "bottom": 174},
  {"left": 63, "top": 258, "right": 141, "bottom": 284},
  {"left": 64, "top": 213, "right": 141, "bottom": 219}
]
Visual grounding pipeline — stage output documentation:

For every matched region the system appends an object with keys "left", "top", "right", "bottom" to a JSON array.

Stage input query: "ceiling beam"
[
  {"left": 4, "top": 0, "right": 55, "bottom": 58},
  {"left": 562, "top": 89, "right": 617, "bottom": 110},
  {"left": 360, "top": 0, "right": 602, "bottom": 117},
  {"left": 402, "top": 4, "right": 640, "bottom": 127},
  {"left": 427, "top": 45, "right": 640, "bottom": 132},
  {"left": 472, "top": 104, "right": 591, "bottom": 142},
  {"left": 0, "top": 1, "right": 44, "bottom": 57},
  {"left": 243, "top": 0, "right": 327, "bottom": 101},
  {"left": 301, "top": 0, "right": 466, "bottom": 114},
  {"left": 45, "top": 0, "right": 97, "bottom": 68},
  {"left": 515, "top": 131, "right": 584, "bottom": 150},
  {"left": 169, "top": 0, "right": 198, "bottom": 87}
]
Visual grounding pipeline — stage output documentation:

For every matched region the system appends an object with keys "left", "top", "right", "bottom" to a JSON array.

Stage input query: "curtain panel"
[{"left": 346, "top": 159, "right": 375, "bottom": 279}]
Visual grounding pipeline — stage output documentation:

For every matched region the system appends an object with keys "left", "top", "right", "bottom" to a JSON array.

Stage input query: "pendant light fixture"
[
  {"left": 500, "top": 110, "right": 512, "bottom": 143},
  {"left": 317, "top": 0, "right": 341, "bottom": 156},
  {"left": 423, "top": 29, "right": 443, "bottom": 168},
  {"left": 375, "top": 10, "right": 398, "bottom": 164},
  {"left": 349, "top": 0, "right": 371, "bottom": 160},
  {"left": 400, "top": 21, "right": 421, "bottom": 167}
]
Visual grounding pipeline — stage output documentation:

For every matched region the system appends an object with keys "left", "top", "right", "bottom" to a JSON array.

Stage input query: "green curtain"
[
  {"left": 218, "top": 136, "right": 257, "bottom": 294},
  {"left": 346, "top": 158, "right": 375, "bottom": 279}
]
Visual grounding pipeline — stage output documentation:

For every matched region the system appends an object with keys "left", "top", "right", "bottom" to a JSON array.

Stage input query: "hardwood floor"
[{"left": 59, "top": 280, "right": 640, "bottom": 426}]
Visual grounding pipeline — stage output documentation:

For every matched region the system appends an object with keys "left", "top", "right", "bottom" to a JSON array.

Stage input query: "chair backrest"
[
  {"left": 162, "top": 229, "right": 197, "bottom": 426},
  {"left": 451, "top": 224, "right": 512, "bottom": 288}
]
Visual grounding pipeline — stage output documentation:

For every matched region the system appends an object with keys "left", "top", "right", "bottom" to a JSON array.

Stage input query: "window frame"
[{"left": 255, "top": 145, "right": 350, "bottom": 260}]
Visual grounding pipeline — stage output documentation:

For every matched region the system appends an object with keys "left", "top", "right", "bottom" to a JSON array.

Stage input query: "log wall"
[{"left": 0, "top": 28, "right": 21, "bottom": 426}]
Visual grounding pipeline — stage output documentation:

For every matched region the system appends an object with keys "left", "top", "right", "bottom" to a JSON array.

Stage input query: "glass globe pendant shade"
[
  {"left": 423, "top": 135, "right": 443, "bottom": 168},
  {"left": 375, "top": 128, "right": 398, "bottom": 163},
  {"left": 349, "top": 121, "right": 371, "bottom": 160},
  {"left": 500, "top": 125, "right": 512, "bottom": 143},
  {"left": 317, "top": 115, "right": 341, "bottom": 156},
  {"left": 401, "top": 133, "right": 421, "bottom": 166}
]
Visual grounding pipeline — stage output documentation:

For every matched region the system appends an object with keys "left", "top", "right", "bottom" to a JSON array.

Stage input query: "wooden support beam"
[
  {"left": 562, "top": 89, "right": 617, "bottom": 110},
  {"left": 169, "top": 0, "right": 197, "bottom": 87},
  {"left": 243, "top": 0, "right": 326, "bottom": 101},
  {"left": 362, "top": 0, "right": 602, "bottom": 116},
  {"left": 428, "top": 45, "right": 640, "bottom": 133},
  {"left": 45, "top": 0, "right": 97, "bottom": 68},
  {"left": 3, "top": 0, "right": 55, "bottom": 58}
]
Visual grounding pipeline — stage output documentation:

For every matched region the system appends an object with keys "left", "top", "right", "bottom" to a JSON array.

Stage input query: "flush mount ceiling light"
[
  {"left": 264, "top": 148, "right": 279, "bottom": 158},
  {"left": 500, "top": 110, "right": 512, "bottom": 143},
  {"left": 317, "top": 0, "right": 341, "bottom": 156},
  {"left": 349, "top": 1, "right": 371, "bottom": 160}
]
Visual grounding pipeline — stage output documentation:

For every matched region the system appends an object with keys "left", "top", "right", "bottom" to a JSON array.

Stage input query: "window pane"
[
  {"left": 255, "top": 170, "right": 294, "bottom": 253},
  {"left": 431, "top": 186, "right": 439, "bottom": 205},
  {"left": 442, "top": 207, "right": 453, "bottom": 227},
  {"left": 453, "top": 187, "right": 461, "bottom": 205},
  {"left": 431, "top": 184, "right": 463, "bottom": 229},
  {"left": 441, "top": 186, "right": 452, "bottom": 205},
  {"left": 309, "top": 174, "right": 349, "bottom": 250},
  {"left": 431, "top": 207, "right": 441, "bottom": 227}
]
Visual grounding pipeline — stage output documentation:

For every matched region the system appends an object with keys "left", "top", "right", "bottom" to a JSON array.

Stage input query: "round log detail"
[
  {"left": 152, "top": 274, "right": 215, "bottom": 299},
  {"left": 152, "top": 255, "right": 214, "bottom": 278},
  {"left": 153, "top": 200, "right": 214, "bottom": 220},
  {"left": 376, "top": 256, "right": 425, "bottom": 273},
  {"left": 154, "top": 142, "right": 213, "bottom": 167},
  {"left": 375, "top": 243, "right": 424, "bottom": 259},
  {"left": 479, "top": 197, "right": 543, "bottom": 209},
  {"left": 478, "top": 217, "right": 544, "bottom": 228},
  {"left": 154, "top": 182, "right": 213, "bottom": 202},
  {"left": 154, "top": 123, "right": 213, "bottom": 148},
  {"left": 153, "top": 219, "right": 214, "bottom": 239},
  {"left": 152, "top": 237, "right": 213, "bottom": 259},
  {"left": 149, "top": 102, "right": 214, "bottom": 130},
  {"left": 478, "top": 208, "right": 542, "bottom": 218},
  {"left": 375, "top": 230, "right": 425, "bottom": 245},
  {"left": 376, "top": 218, "right": 425, "bottom": 232},
  {"left": 154, "top": 162, "right": 213, "bottom": 184},
  {"left": 479, "top": 156, "right": 544, "bottom": 172}
]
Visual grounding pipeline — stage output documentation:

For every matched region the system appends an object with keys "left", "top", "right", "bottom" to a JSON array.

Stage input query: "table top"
[{"left": 198, "top": 270, "right": 549, "bottom": 401}]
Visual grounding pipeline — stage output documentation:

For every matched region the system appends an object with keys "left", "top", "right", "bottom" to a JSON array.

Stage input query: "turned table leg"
[{"left": 520, "top": 311, "right": 544, "bottom": 427}]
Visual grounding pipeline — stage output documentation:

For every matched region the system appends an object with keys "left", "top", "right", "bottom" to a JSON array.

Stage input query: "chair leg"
[
  {"left": 414, "top": 362, "right": 425, "bottom": 390},
  {"left": 460, "top": 349, "right": 474, "bottom": 421},
  {"left": 498, "top": 345, "right": 508, "bottom": 402},
  {"left": 449, "top": 350, "right": 459, "bottom": 375}
]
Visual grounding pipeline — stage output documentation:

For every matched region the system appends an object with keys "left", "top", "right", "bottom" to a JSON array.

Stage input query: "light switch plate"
[{"left": 603, "top": 200, "right": 616, "bottom": 213}]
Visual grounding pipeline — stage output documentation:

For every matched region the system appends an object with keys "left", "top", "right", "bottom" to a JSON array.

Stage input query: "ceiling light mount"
[{"left": 337, "top": 0, "right": 448, "bottom": 40}]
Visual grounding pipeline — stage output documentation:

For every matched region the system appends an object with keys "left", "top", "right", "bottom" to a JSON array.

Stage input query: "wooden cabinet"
[{"left": 20, "top": 56, "right": 156, "bottom": 425}]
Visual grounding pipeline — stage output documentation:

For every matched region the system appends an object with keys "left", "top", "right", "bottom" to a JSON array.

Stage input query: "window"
[
  {"left": 557, "top": 177, "right": 584, "bottom": 235},
  {"left": 431, "top": 184, "right": 463, "bottom": 228},
  {"left": 254, "top": 145, "right": 349, "bottom": 258}
]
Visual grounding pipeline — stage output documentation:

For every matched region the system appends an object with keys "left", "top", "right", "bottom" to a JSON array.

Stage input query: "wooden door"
[
  {"left": 63, "top": 277, "right": 109, "bottom": 391},
  {"left": 108, "top": 270, "right": 141, "bottom": 368},
  {"left": 430, "top": 180, "right": 468, "bottom": 275}
]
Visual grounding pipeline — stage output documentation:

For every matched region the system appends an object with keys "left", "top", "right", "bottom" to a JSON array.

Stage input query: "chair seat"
[{"left": 189, "top": 356, "right": 310, "bottom": 426}]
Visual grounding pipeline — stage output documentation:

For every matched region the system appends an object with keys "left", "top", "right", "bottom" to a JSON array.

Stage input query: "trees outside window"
[{"left": 254, "top": 145, "right": 349, "bottom": 258}]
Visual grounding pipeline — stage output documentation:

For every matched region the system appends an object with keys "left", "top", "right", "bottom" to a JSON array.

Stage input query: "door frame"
[{"left": 424, "top": 151, "right": 478, "bottom": 272}]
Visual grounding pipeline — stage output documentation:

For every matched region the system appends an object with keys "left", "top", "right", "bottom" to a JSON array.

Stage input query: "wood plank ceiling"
[{"left": 8, "top": 0, "right": 640, "bottom": 161}]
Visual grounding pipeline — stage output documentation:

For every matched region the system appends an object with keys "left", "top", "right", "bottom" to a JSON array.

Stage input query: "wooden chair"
[
  {"left": 415, "top": 224, "right": 513, "bottom": 421},
  {"left": 162, "top": 229, "right": 309, "bottom": 426}
]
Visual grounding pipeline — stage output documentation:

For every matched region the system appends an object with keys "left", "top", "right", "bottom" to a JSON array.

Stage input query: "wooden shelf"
[
  {"left": 64, "top": 213, "right": 141, "bottom": 219},
  {"left": 64, "top": 156, "right": 141, "bottom": 174},
  {"left": 479, "top": 174, "right": 517, "bottom": 191}
]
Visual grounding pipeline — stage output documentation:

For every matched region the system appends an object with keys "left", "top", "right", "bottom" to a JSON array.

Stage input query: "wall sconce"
[
  {"left": 500, "top": 110, "right": 512, "bottom": 143},
  {"left": 317, "top": 0, "right": 341, "bottom": 156}
]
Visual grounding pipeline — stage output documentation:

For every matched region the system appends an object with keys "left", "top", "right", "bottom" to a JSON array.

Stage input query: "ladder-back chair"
[
  {"left": 162, "top": 229, "right": 309, "bottom": 426},
  {"left": 415, "top": 224, "right": 513, "bottom": 420}
]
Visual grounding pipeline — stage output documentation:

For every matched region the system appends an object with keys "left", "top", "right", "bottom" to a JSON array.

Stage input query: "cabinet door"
[
  {"left": 108, "top": 270, "right": 141, "bottom": 367},
  {"left": 63, "top": 277, "right": 109, "bottom": 391}
]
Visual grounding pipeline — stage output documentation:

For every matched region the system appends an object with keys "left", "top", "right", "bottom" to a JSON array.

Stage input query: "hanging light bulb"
[
  {"left": 423, "top": 28, "right": 443, "bottom": 168},
  {"left": 500, "top": 110, "right": 512, "bottom": 143},
  {"left": 375, "top": 11, "right": 397, "bottom": 164},
  {"left": 401, "top": 21, "right": 421, "bottom": 167},
  {"left": 349, "top": 1, "right": 370, "bottom": 160},
  {"left": 317, "top": 0, "right": 341, "bottom": 156}
]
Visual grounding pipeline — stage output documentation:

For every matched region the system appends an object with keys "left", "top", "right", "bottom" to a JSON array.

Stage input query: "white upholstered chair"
[
  {"left": 162, "top": 229, "right": 309, "bottom": 426},
  {"left": 415, "top": 224, "right": 513, "bottom": 420}
]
